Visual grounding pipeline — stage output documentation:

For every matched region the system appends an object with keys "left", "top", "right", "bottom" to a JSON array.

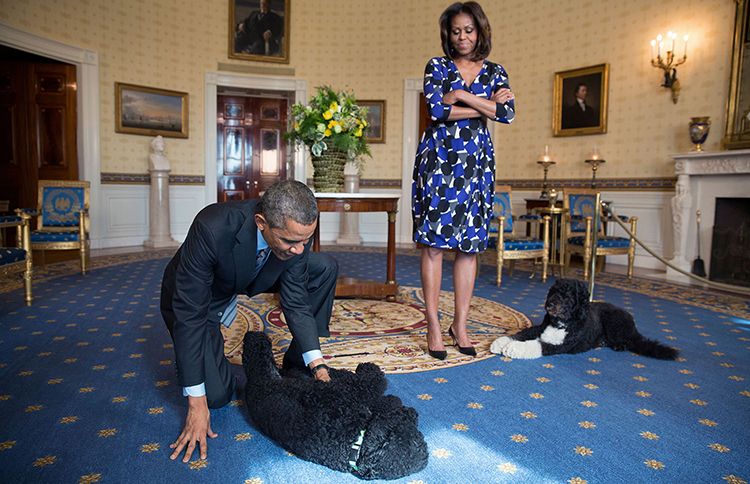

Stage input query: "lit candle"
[
  {"left": 590, "top": 146, "right": 600, "bottom": 161},
  {"left": 668, "top": 31, "right": 675, "bottom": 53},
  {"left": 683, "top": 34, "right": 689, "bottom": 58},
  {"left": 540, "top": 145, "right": 551, "bottom": 162},
  {"left": 656, "top": 33, "right": 663, "bottom": 57}
]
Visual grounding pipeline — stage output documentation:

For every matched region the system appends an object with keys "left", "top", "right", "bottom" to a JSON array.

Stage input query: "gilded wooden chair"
[
  {"left": 0, "top": 212, "right": 33, "bottom": 305},
  {"left": 562, "top": 188, "right": 638, "bottom": 280},
  {"left": 23, "top": 180, "right": 90, "bottom": 274},
  {"left": 489, "top": 185, "right": 550, "bottom": 286}
]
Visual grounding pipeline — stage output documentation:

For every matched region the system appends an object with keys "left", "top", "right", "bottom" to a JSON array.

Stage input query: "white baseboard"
[
  {"left": 92, "top": 184, "right": 205, "bottom": 249},
  {"left": 513, "top": 190, "right": 671, "bottom": 271},
  {"left": 91, "top": 184, "right": 674, "bottom": 273}
]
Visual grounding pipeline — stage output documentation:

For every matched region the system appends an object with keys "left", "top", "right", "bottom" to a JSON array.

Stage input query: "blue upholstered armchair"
[
  {"left": 21, "top": 180, "right": 91, "bottom": 274},
  {"left": 563, "top": 188, "right": 637, "bottom": 280},
  {"left": 489, "top": 185, "right": 550, "bottom": 286},
  {"left": 0, "top": 212, "right": 33, "bottom": 305}
]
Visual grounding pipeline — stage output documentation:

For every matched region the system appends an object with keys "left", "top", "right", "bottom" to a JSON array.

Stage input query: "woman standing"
[{"left": 413, "top": 1, "right": 515, "bottom": 359}]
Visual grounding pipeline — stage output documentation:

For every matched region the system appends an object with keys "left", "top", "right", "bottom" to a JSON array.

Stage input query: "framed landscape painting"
[
  {"left": 359, "top": 100, "right": 386, "bottom": 143},
  {"left": 115, "top": 83, "right": 189, "bottom": 138}
]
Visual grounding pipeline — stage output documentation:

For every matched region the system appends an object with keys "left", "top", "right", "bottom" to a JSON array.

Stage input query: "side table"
[{"left": 532, "top": 206, "right": 568, "bottom": 276}]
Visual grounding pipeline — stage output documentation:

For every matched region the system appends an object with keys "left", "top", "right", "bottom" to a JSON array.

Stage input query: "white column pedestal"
[
  {"left": 144, "top": 169, "right": 178, "bottom": 248},
  {"left": 337, "top": 172, "right": 363, "bottom": 245}
]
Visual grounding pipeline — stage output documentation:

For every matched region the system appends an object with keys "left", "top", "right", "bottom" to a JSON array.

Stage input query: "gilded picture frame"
[
  {"left": 723, "top": 0, "right": 750, "bottom": 149},
  {"left": 229, "top": 0, "right": 290, "bottom": 64},
  {"left": 115, "top": 82, "right": 189, "bottom": 138},
  {"left": 359, "top": 100, "right": 386, "bottom": 143},
  {"left": 553, "top": 63, "right": 609, "bottom": 137}
]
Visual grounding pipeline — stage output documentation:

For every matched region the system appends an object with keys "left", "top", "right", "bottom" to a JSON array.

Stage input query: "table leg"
[
  {"left": 559, "top": 218, "right": 567, "bottom": 276},
  {"left": 550, "top": 215, "right": 559, "bottom": 275},
  {"left": 386, "top": 211, "right": 397, "bottom": 301}
]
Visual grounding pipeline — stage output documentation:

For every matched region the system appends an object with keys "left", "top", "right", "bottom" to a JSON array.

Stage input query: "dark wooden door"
[
  {"left": 0, "top": 59, "right": 77, "bottom": 210},
  {"left": 216, "top": 95, "right": 287, "bottom": 201}
]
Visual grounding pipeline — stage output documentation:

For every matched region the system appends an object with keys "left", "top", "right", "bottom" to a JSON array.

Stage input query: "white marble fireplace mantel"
[{"left": 669, "top": 150, "right": 750, "bottom": 281}]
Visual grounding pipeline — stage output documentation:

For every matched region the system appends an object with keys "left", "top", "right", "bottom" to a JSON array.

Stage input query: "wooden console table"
[{"left": 313, "top": 192, "right": 400, "bottom": 299}]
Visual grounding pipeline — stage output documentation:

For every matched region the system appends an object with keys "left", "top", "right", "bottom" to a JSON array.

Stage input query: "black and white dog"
[{"left": 490, "top": 279, "right": 679, "bottom": 360}]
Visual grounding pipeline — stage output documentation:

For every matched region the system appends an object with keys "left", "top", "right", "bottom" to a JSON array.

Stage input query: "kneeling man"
[{"left": 160, "top": 180, "right": 338, "bottom": 463}]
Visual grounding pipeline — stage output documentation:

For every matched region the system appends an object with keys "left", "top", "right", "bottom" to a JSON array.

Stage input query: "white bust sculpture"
[{"left": 149, "top": 135, "right": 170, "bottom": 171}]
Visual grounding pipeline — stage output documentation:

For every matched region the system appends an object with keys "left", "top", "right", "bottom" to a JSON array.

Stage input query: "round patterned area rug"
[{"left": 222, "top": 286, "right": 531, "bottom": 373}]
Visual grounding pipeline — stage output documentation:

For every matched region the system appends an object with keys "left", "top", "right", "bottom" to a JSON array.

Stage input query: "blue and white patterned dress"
[{"left": 412, "top": 56, "right": 515, "bottom": 253}]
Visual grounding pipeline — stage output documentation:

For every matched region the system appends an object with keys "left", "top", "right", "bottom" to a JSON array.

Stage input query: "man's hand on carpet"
[{"left": 170, "top": 395, "right": 218, "bottom": 463}]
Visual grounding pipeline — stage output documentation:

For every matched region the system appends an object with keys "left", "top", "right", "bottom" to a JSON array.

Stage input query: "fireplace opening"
[{"left": 710, "top": 198, "right": 750, "bottom": 288}]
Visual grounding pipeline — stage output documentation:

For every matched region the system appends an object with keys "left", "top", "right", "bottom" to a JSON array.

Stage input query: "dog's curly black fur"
[
  {"left": 241, "top": 331, "right": 428, "bottom": 480},
  {"left": 490, "top": 279, "right": 679, "bottom": 360}
]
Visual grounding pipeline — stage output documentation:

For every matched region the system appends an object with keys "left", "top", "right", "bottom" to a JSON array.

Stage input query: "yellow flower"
[
  {"left": 330, "top": 101, "right": 339, "bottom": 112},
  {"left": 354, "top": 128, "right": 363, "bottom": 137},
  {"left": 362, "top": 119, "right": 368, "bottom": 127},
  {"left": 324, "top": 129, "right": 332, "bottom": 137},
  {"left": 293, "top": 122, "right": 299, "bottom": 131},
  {"left": 323, "top": 110, "right": 333, "bottom": 120},
  {"left": 328, "top": 120, "right": 339, "bottom": 129}
]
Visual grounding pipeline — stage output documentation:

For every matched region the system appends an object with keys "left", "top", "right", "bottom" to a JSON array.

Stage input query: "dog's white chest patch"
[{"left": 540, "top": 326, "right": 567, "bottom": 345}]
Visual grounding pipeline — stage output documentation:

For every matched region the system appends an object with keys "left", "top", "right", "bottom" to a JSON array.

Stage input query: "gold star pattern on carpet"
[
  {"left": 32, "top": 455, "right": 56, "bottom": 467},
  {"left": 644, "top": 459, "right": 665, "bottom": 470}
]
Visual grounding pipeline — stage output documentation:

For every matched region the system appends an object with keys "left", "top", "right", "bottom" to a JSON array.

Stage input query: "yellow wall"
[{"left": 0, "top": 0, "right": 736, "bottom": 181}]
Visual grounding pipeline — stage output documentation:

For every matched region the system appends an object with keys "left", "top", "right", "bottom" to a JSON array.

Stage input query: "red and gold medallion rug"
[{"left": 222, "top": 285, "right": 531, "bottom": 373}]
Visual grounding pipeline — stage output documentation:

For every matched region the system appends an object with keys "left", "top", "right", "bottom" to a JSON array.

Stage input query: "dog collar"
[{"left": 348, "top": 429, "right": 366, "bottom": 472}]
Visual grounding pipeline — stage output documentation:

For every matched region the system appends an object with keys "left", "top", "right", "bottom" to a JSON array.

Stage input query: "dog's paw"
[
  {"left": 490, "top": 336, "right": 513, "bottom": 354},
  {"left": 502, "top": 340, "right": 543, "bottom": 359}
]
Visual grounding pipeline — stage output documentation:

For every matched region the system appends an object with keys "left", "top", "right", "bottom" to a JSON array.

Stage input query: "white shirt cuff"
[
  {"left": 302, "top": 349, "right": 323, "bottom": 366},
  {"left": 183, "top": 382, "right": 206, "bottom": 397}
]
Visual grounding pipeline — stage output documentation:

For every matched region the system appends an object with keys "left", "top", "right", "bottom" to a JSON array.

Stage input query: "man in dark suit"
[
  {"left": 562, "top": 82, "right": 598, "bottom": 129},
  {"left": 234, "top": 0, "right": 284, "bottom": 55},
  {"left": 161, "top": 180, "right": 338, "bottom": 464}
]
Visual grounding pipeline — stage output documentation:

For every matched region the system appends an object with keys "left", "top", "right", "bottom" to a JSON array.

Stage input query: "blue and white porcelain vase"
[{"left": 688, "top": 116, "right": 711, "bottom": 152}]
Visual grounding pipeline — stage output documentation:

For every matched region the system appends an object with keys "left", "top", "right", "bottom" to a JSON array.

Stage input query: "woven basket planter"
[{"left": 311, "top": 148, "right": 347, "bottom": 192}]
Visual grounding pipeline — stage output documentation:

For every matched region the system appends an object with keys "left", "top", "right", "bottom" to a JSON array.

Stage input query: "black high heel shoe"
[
  {"left": 427, "top": 347, "right": 447, "bottom": 360},
  {"left": 448, "top": 327, "right": 477, "bottom": 357}
]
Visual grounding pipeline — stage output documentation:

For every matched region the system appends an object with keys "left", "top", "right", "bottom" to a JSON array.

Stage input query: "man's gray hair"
[{"left": 257, "top": 180, "right": 318, "bottom": 228}]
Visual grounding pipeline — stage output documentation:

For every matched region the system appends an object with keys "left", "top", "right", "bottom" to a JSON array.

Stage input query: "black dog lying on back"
[
  {"left": 242, "top": 331, "right": 428, "bottom": 480},
  {"left": 490, "top": 278, "right": 679, "bottom": 360}
]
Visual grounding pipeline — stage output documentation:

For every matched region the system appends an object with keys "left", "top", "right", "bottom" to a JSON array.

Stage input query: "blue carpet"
[{"left": 0, "top": 251, "right": 749, "bottom": 483}]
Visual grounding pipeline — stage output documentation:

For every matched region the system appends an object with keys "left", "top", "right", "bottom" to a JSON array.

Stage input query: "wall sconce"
[{"left": 650, "top": 31, "right": 688, "bottom": 104}]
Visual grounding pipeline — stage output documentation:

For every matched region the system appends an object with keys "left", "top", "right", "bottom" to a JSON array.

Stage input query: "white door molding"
[
  {"left": 204, "top": 72, "right": 307, "bottom": 206},
  {"left": 400, "top": 78, "right": 423, "bottom": 245},
  {"left": 0, "top": 22, "right": 103, "bottom": 247}
]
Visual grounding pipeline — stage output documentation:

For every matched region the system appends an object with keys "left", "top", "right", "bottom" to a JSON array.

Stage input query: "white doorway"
[
  {"left": 204, "top": 72, "right": 306, "bottom": 206},
  {"left": 0, "top": 22, "right": 102, "bottom": 247},
  {"left": 399, "top": 78, "right": 423, "bottom": 244}
]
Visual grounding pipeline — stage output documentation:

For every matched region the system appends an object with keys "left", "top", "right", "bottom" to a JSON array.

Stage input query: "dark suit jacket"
[
  {"left": 161, "top": 199, "right": 319, "bottom": 388},
  {"left": 235, "top": 10, "right": 284, "bottom": 55},
  {"left": 562, "top": 101, "right": 598, "bottom": 129}
]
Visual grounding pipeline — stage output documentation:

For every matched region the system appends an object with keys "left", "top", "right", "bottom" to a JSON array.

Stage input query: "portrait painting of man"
[
  {"left": 229, "top": 0, "right": 290, "bottom": 63},
  {"left": 553, "top": 64, "right": 609, "bottom": 136}
]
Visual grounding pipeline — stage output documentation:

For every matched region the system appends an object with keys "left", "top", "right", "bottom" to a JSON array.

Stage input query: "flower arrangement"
[{"left": 287, "top": 86, "right": 371, "bottom": 160}]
